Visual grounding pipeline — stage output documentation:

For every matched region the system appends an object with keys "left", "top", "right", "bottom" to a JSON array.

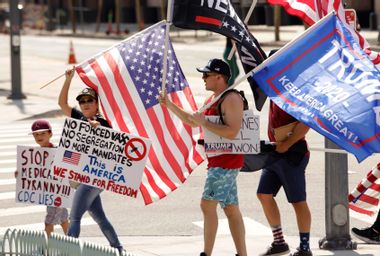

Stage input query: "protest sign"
[
  {"left": 52, "top": 118, "right": 151, "bottom": 198},
  {"left": 203, "top": 110, "right": 260, "bottom": 155},
  {"left": 16, "top": 146, "right": 73, "bottom": 208}
]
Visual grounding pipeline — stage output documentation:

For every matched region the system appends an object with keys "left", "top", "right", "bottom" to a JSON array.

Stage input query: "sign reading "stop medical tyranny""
[
  {"left": 52, "top": 118, "right": 151, "bottom": 198},
  {"left": 16, "top": 146, "right": 74, "bottom": 208}
]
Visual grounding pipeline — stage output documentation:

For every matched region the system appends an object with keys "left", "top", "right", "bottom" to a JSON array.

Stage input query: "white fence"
[{"left": 0, "top": 228, "right": 135, "bottom": 256}]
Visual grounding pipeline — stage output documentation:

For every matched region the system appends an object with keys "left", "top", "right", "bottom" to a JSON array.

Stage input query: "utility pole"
[
  {"left": 274, "top": 5, "right": 281, "bottom": 41},
  {"left": 8, "top": 0, "right": 25, "bottom": 100},
  {"left": 318, "top": 0, "right": 355, "bottom": 250},
  {"left": 46, "top": 0, "right": 54, "bottom": 31},
  {"left": 319, "top": 139, "right": 356, "bottom": 250}
]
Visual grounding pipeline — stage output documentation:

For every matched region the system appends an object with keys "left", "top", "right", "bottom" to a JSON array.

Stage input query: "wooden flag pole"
[
  {"left": 161, "top": 0, "right": 174, "bottom": 93},
  {"left": 39, "top": 73, "right": 65, "bottom": 89}
]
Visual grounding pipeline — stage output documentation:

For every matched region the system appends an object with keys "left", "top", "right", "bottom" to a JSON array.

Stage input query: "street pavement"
[{"left": 1, "top": 24, "right": 380, "bottom": 255}]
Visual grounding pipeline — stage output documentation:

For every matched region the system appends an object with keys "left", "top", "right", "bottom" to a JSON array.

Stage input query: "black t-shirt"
[{"left": 71, "top": 108, "right": 111, "bottom": 128}]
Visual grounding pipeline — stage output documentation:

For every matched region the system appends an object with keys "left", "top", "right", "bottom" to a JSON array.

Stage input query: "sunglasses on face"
[
  {"left": 79, "top": 99, "right": 95, "bottom": 105},
  {"left": 202, "top": 73, "right": 218, "bottom": 79}
]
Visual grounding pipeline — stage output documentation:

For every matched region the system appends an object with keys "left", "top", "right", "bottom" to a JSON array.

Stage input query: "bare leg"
[
  {"left": 61, "top": 220, "right": 69, "bottom": 235},
  {"left": 257, "top": 193, "right": 281, "bottom": 226},
  {"left": 201, "top": 199, "right": 219, "bottom": 255},
  {"left": 45, "top": 224, "right": 54, "bottom": 237},
  {"left": 292, "top": 201, "right": 311, "bottom": 232},
  {"left": 224, "top": 205, "right": 247, "bottom": 256}
]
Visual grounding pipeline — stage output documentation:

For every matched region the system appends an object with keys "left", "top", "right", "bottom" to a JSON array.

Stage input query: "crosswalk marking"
[
  {"left": 0, "top": 135, "right": 61, "bottom": 144},
  {"left": 0, "top": 159, "right": 16, "bottom": 165},
  {"left": 0, "top": 178, "right": 15, "bottom": 185},
  {"left": 0, "top": 151, "right": 16, "bottom": 157},
  {"left": 0, "top": 191, "right": 15, "bottom": 200},
  {"left": 0, "top": 167, "right": 16, "bottom": 174},
  {"left": 0, "top": 205, "right": 46, "bottom": 217},
  {"left": 0, "top": 217, "right": 96, "bottom": 233},
  {"left": 193, "top": 217, "right": 272, "bottom": 236}
]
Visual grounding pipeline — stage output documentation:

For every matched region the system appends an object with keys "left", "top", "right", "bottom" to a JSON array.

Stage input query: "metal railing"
[{"left": 0, "top": 228, "right": 135, "bottom": 256}]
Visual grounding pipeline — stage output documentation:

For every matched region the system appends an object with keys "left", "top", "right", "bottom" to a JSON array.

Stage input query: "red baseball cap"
[{"left": 30, "top": 119, "right": 52, "bottom": 134}]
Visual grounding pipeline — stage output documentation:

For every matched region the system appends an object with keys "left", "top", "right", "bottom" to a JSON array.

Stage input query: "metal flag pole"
[
  {"left": 227, "top": 0, "right": 258, "bottom": 60},
  {"left": 161, "top": 0, "right": 174, "bottom": 93}
]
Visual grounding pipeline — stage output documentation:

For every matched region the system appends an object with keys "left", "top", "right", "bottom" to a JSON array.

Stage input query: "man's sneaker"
[
  {"left": 200, "top": 253, "right": 207, "bottom": 256},
  {"left": 352, "top": 227, "right": 380, "bottom": 244},
  {"left": 290, "top": 248, "right": 312, "bottom": 256},
  {"left": 259, "top": 242, "right": 290, "bottom": 256}
]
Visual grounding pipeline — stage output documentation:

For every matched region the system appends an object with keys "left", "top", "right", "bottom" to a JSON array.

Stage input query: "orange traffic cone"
[{"left": 68, "top": 40, "right": 77, "bottom": 64}]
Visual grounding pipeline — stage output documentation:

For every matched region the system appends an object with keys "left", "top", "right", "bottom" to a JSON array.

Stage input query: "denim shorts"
[
  {"left": 202, "top": 167, "right": 240, "bottom": 208},
  {"left": 45, "top": 206, "right": 69, "bottom": 225},
  {"left": 257, "top": 155, "right": 309, "bottom": 203}
]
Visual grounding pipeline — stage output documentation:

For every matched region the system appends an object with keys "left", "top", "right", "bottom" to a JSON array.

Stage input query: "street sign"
[{"left": 345, "top": 9, "right": 357, "bottom": 31}]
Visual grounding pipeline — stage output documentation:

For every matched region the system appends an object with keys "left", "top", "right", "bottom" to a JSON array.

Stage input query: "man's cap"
[
  {"left": 30, "top": 119, "right": 52, "bottom": 134},
  {"left": 76, "top": 88, "right": 98, "bottom": 101},
  {"left": 196, "top": 58, "right": 231, "bottom": 78}
]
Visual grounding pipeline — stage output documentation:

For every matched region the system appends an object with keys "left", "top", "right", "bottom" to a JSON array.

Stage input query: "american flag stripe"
[
  {"left": 350, "top": 204, "right": 374, "bottom": 215},
  {"left": 169, "top": 91, "right": 204, "bottom": 163},
  {"left": 359, "top": 193, "right": 379, "bottom": 206},
  {"left": 83, "top": 57, "right": 183, "bottom": 196},
  {"left": 76, "top": 23, "right": 205, "bottom": 204},
  {"left": 349, "top": 163, "right": 380, "bottom": 215},
  {"left": 268, "top": 0, "right": 380, "bottom": 64},
  {"left": 84, "top": 55, "right": 182, "bottom": 191}
]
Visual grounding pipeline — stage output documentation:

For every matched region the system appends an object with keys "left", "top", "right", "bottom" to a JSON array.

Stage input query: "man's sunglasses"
[
  {"left": 79, "top": 99, "right": 95, "bottom": 105},
  {"left": 202, "top": 73, "right": 218, "bottom": 79}
]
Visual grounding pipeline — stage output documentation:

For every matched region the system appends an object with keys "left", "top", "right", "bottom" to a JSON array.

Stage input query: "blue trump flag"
[{"left": 252, "top": 13, "right": 380, "bottom": 162}]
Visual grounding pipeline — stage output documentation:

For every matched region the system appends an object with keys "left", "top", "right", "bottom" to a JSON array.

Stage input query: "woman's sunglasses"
[{"left": 79, "top": 99, "right": 95, "bottom": 105}]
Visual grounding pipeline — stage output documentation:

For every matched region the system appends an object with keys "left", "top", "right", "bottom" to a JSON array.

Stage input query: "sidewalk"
[{"left": 83, "top": 234, "right": 379, "bottom": 256}]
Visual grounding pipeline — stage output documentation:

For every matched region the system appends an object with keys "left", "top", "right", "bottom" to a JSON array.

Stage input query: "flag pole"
[
  {"left": 40, "top": 21, "right": 167, "bottom": 90},
  {"left": 198, "top": 11, "right": 335, "bottom": 113},
  {"left": 227, "top": 0, "right": 257, "bottom": 60},
  {"left": 161, "top": 0, "right": 174, "bottom": 93},
  {"left": 39, "top": 73, "right": 66, "bottom": 89}
]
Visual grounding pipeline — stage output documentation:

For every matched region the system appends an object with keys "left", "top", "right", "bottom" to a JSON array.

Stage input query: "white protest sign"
[
  {"left": 51, "top": 118, "right": 151, "bottom": 199},
  {"left": 203, "top": 110, "right": 260, "bottom": 154},
  {"left": 16, "top": 146, "right": 74, "bottom": 208}
]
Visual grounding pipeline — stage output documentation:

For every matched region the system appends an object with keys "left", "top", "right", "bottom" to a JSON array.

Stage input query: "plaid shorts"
[
  {"left": 45, "top": 206, "right": 69, "bottom": 225},
  {"left": 202, "top": 167, "right": 240, "bottom": 208}
]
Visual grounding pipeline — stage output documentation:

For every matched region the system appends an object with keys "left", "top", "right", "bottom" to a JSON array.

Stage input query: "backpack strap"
[{"left": 217, "top": 89, "right": 249, "bottom": 125}]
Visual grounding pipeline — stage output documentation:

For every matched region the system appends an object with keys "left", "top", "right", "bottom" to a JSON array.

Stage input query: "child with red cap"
[{"left": 15, "top": 119, "right": 69, "bottom": 236}]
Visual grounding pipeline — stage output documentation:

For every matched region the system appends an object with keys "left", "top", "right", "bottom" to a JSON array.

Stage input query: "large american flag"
[
  {"left": 75, "top": 21, "right": 205, "bottom": 204},
  {"left": 268, "top": 0, "right": 380, "bottom": 64},
  {"left": 349, "top": 163, "right": 380, "bottom": 216}
]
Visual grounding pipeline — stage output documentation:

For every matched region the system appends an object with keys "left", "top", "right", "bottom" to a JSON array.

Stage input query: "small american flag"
[
  {"left": 76, "top": 21, "right": 205, "bottom": 204},
  {"left": 349, "top": 163, "right": 380, "bottom": 216},
  {"left": 62, "top": 150, "right": 81, "bottom": 165},
  {"left": 267, "top": 0, "right": 380, "bottom": 64}
]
